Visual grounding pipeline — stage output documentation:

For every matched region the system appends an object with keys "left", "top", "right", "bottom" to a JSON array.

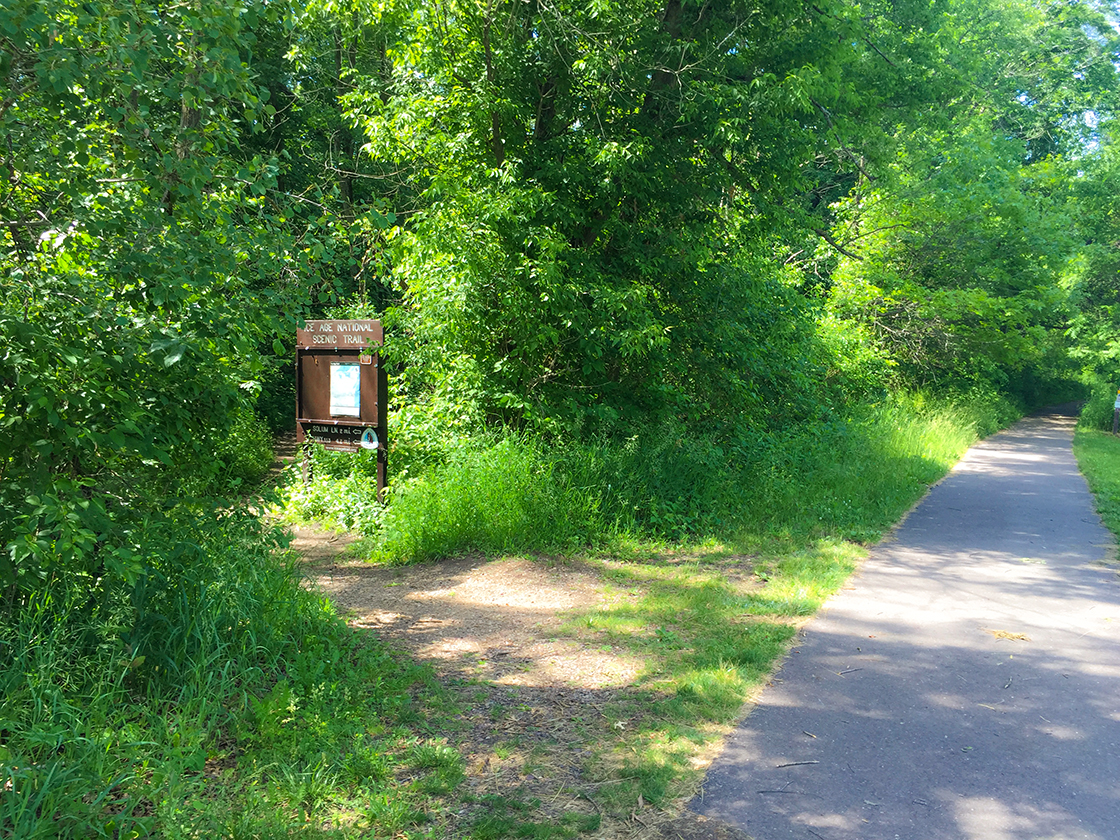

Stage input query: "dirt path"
[
  {"left": 693, "top": 407, "right": 1120, "bottom": 840},
  {"left": 300, "top": 537, "right": 643, "bottom": 688},
  {"left": 292, "top": 527, "right": 757, "bottom": 838}
]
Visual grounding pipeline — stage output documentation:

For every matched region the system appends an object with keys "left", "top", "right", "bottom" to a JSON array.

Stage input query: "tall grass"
[
  {"left": 1077, "top": 375, "right": 1120, "bottom": 432},
  {"left": 276, "top": 389, "right": 1018, "bottom": 562},
  {"left": 0, "top": 511, "right": 447, "bottom": 838},
  {"left": 737, "top": 390, "right": 1018, "bottom": 544}
]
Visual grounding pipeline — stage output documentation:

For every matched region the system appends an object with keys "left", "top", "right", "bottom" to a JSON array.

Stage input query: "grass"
[
  {"left": 546, "top": 541, "right": 863, "bottom": 809},
  {"left": 1073, "top": 428, "right": 1120, "bottom": 535},
  {"left": 466, "top": 796, "right": 600, "bottom": 840},
  {"left": 274, "top": 388, "right": 1018, "bottom": 562},
  {"left": 0, "top": 512, "right": 470, "bottom": 839},
  {"left": 2, "top": 390, "right": 1014, "bottom": 838}
]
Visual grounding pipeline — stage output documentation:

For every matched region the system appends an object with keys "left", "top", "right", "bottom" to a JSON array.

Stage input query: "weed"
[{"left": 274, "top": 389, "right": 1015, "bottom": 564}]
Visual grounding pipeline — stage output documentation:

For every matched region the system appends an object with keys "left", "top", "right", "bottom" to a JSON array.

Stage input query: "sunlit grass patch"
[
  {"left": 1073, "top": 428, "right": 1120, "bottom": 538},
  {"left": 553, "top": 537, "right": 865, "bottom": 809},
  {"left": 746, "top": 539, "right": 861, "bottom": 616}
]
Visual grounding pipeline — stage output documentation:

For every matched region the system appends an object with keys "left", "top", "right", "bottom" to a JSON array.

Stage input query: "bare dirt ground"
[
  {"left": 291, "top": 526, "right": 750, "bottom": 839},
  {"left": 299, "top": 532, "right": 642, "bottom": 689}
]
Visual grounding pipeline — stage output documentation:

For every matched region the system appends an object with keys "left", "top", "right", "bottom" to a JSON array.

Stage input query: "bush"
[
  {"left": 215, "top": 406, "right": 276, "bottom": 487},
  {"left": 0, "top": 510, "right": 437, "bottom": 838},
  {"left": 1078, "top": 377, "right": 1120, "bottom": 431},
  {"left": 274, "top": 388, "right": 1018, "bottom": 562}
]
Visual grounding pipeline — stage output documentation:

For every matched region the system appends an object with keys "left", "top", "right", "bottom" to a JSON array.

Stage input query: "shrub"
[
  {"left": 1078, "top": 376, "right": 1120, "bottom": 431},
  {"left": 215, "top": 406, "right": 276, "bottom": 487}
]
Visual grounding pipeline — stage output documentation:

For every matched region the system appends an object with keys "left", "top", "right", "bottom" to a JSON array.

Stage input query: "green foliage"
[
  {"left": 373, "top": 436, "right": 590, "bottom": 562},
  {"left": 332, "top": 0, "right": 900, "bottom": 432},
  {"left": 0, "top": 512, "right": 451, "bottom": 838},
  {"left": 1067, "top": 128, "right": 1120, "bottom": 390},
  {"left": 276, "top": 388, "right": 1015, "bottom": 562},
  {"left": 809, "top": 0, "right": 1119, "bottom": 400},
  {"left": 216, "top": 407, "right": 277, "bottom": 487},
  {"left": 0, "top": 0, "right": 305, "bottom": 599},
  {"left": 1073, "top": 428, "right": 1120, "bottom": 534},
  {"left": 255, "top": 356, "right": 299, "bottom": 435},
  {"left": 826, "top": 126, "right": 1079, "bottom": 394},
  {"left": 1077, "top": 378, "right": 1120, "bottom": 431},
  {"left": 308, "top": 0, "right": 1117, "bottom": 431},
  {"left": 279, "top": 469, "right": 385, "bottom": 533}
]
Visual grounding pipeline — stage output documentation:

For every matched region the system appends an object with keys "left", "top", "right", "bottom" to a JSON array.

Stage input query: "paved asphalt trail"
[{"left": 693, "top": 407, "right": 1120, "bottom": 840}]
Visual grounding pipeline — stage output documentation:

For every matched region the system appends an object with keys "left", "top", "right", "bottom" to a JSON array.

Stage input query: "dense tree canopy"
[
  {"left": 3, "top": 0, "right": 1120, "bottom": 597},
  {"left": 0, "top": 0, "right": 298, "bottom": 592}
]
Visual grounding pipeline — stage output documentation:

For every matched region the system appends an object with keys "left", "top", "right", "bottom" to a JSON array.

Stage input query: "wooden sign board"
[{"left": 295, "top": 320, "right": 387, "bottom": 495}]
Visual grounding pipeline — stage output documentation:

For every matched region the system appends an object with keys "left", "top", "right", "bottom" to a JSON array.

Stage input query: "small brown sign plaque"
[
  {"left": 295, "top": 320, "right": 387, "bottom": 496},
  {"left": 296, "top": 319, "right": 383, "bottom": 350}
]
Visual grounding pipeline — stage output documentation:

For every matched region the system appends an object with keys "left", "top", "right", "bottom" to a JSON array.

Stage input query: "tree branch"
[{"left": 814, "top": 228, "right": 864, "bottom": 260}]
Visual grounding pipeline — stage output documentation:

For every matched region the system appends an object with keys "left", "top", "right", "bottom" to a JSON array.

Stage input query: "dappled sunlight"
[
  {"left": 405, "top": 570, "right": 589, "bottom": 611},
  {"left": 800, "top": 813, "right": 857, "bottom": 832},
  {"left": 953, "top": 464, "right": 1080, "bottom": 479},
  {"left": 956, "top": 450, "right": 1066, "bottom": 469},
  {"left": 949, "top": 795, "right": 1103, "bottom": 840},
  {"left": 1032, "top": 723, "right": 1085, "bottom": 741},
  {"left": 695, "top": 408, "right": 1120, "bottom": 839},
  {"left": 1061, "top": 768, "right": 1120, "bottom": 801},
  {"left": 310, "top": 554, "right": 653, "bottom": 688}
]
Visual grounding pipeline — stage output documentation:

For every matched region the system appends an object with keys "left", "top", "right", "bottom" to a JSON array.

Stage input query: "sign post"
[{"left": 295, "top": 320, "right": 387, "bottom": 499}]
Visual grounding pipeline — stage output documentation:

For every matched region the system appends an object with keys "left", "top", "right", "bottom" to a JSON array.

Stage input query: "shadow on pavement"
[{"left": 691, "top": 408, "right": 1120, "bottom": 840}]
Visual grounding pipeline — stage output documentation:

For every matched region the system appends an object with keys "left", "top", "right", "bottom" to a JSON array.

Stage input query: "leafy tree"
[
  {"left": 1067, "top": 123, "right": 1120, "bottom": 386},
  {"left": 0, "top": 0, "right": 296, "bottom": 599},
  {"left": 330, "top": 0, "right": 879, "bottom": 433},
  {"left": 820, "top": 0, "right": 1119, "bottom": 395}
]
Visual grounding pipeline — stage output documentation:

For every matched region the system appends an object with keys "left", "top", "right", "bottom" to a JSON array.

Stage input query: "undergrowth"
[
  {"left": 275, "top": 388, "right": 1020, "bottom": 560},
  {"left": 0, "top": 511, "right": 459, "bottom": 838}
]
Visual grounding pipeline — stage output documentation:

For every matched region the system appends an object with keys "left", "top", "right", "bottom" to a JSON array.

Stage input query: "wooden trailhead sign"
[{"left": 295, "top": 319, "right": 387, "bottom": 496}]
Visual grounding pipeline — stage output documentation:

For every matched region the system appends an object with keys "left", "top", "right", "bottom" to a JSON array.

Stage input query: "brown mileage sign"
[{"left": 295, "top": 319, "right": 387, "bottom": 497}]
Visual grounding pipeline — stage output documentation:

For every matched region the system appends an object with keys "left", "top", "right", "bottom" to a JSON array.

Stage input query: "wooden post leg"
[{"left": 377, "top": 449, "right": 386, "bottom": 503}]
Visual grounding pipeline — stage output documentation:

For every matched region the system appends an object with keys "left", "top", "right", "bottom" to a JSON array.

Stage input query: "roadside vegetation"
[
  {"left": 1, "top": 387, "right": 1020, "bottom": 838},
  {"left": 1073, "top": 422, "right": 1120, "bottom": 540},
  {"left": 266, "top": 387, "right": 1024, "bottom": 826},
  {"left": 278, "top": 389, "right": 1021, "bottom": 561},
  {"left": 5, "top": 0, "right": 1120, "bottom": 836}
]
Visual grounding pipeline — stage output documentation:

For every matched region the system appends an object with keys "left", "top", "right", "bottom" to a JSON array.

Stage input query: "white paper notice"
[{"left": 330, "top": 363, "right": 361, "bottom": 416}]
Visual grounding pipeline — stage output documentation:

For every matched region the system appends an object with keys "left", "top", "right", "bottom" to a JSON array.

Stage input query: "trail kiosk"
[{"left": 296, "top": 319, "right": 387, "bottom": 497}]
